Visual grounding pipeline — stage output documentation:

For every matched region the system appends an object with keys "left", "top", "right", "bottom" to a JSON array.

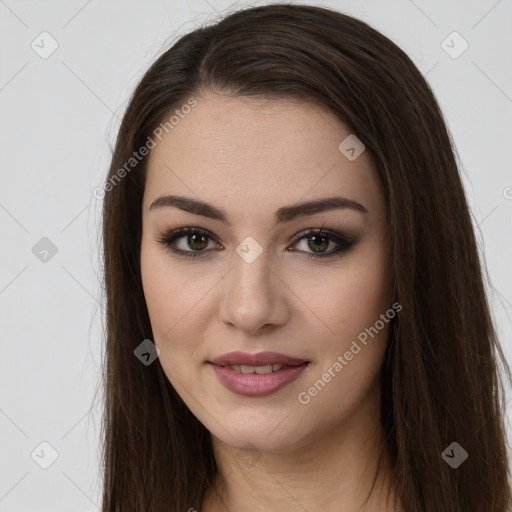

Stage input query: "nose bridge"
[
  {"left": 219, "top": 236, "right": 286, "bottom": 332},
  {"left": 230, "top": 236, "right": 273, "bottom": 302}
]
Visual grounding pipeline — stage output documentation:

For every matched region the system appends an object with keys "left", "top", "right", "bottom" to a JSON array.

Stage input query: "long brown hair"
[{"left": 98, "top": 3, "right": 512, "bottom": 510}]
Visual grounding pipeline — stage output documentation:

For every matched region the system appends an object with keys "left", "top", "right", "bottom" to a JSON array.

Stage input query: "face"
[{"left": 140, "top": 93, "right": 394, "bottom": 454}]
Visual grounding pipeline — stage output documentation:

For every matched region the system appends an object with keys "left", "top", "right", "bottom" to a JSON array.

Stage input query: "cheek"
[
  {"left": 314, "top": 242, "right": 392, "bottom": 367},
  {"left": 294, "top": 253, "right": 392, "bottom": 427},
  {"left": 140, "top": 242, "right": 214, "bottom": 365},
  {"left": 140, "top": 243, "right": 188, "bottom": 345}
]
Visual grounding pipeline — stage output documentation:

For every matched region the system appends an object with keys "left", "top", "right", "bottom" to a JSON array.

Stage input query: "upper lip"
[{"left": 209, "top": 351, "right": 309, "bottom": 367}]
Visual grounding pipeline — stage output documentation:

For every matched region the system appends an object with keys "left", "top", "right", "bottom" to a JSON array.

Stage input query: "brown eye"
[
  {"left": 185, "top": 233, "right": 209, "bottom": 251},
  {"left": 290, "top": 228, "right": 354, "bottom": 259},
  {"left": 157, "top": 226, "right": 354, "bottom": 260},
  {"left": 302, "top": 234, "right": 330, "bottom": 253},
  {"left": 157, "top": 228, "right": 220, "bottom": 259}
]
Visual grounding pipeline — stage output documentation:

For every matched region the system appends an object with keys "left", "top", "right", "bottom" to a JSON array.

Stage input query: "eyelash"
[{"left": 156, "top": 225, "right": 354, "bottom": 260}]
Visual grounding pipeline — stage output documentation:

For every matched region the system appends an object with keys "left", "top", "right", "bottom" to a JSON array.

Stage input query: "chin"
[{"left": 209, "top": 419, "right": 312, "bottom": 455}]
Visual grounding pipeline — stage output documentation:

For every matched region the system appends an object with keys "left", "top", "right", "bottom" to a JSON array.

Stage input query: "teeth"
[
  {"left": 254, "top": 364, "right": 274, "bottom": 374},
  {"left": 228, "top": 364, "right": 284, "bottom": 373}
]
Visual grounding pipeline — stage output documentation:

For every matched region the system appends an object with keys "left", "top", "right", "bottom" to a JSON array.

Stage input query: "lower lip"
[{"left": 209, "top": 362, "right": 310, "bottom": 397}]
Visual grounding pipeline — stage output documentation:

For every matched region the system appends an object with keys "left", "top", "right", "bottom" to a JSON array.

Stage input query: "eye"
[
  {"left": 157, "top": 227, "right": 220, "bottom": 259},
  {"left": 289, "top": 227, "right": 354, "bottom": 260},
  {"left": 157, "top": 226, "right": 354, "bottom": 259}
]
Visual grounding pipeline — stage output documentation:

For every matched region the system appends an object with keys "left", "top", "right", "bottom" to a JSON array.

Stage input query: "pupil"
[
  {"left": 189, "top": 234, "right": 207, "bottom": 251},
  {"left": 309, "top": 235, "right": 328, "bottom": 253}
]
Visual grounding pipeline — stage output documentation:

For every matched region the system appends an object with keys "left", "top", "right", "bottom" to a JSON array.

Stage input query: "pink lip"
[
  {"left": 210, "top": 363, "right": 310, "bottom": 397},
  {"left": 208, "top": 351, "right": 310, "bottom": 397},
  {"left": 208, "top": 351, "right": 308, "bottom": 367}
]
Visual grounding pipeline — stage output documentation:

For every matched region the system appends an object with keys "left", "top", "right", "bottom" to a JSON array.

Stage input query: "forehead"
[{"left": 142, "top": 94, "right": 385, "bottom": 224}]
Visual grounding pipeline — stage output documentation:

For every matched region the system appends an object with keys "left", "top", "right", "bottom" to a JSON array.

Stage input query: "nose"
[{"left": 218, "top": 247, "right": 289, "bottom": 334}]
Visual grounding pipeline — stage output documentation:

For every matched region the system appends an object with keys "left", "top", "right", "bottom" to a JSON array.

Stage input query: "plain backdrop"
[{"left": 0, "top": 0, "right": 511, "bottom": 510}]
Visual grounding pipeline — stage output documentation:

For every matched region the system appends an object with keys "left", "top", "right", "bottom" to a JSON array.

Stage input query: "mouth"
[
  {"left": 208, "top": 350, "right": 310, "bottom": 368},
  {"left": 209, "top": 362, "right": 309, "bottom": 374},
  {"left": 207, "top": 358, "right": 311, "bottom": 397}
]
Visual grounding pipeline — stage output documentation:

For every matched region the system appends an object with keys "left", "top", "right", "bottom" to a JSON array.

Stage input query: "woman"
[{"left": 98, "top": 3, "right": 512, "bottom": 511}]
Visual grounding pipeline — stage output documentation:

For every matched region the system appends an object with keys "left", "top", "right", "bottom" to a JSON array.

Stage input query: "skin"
[{"left": 140, "top": 93, "right": 402, "bottom": 511}]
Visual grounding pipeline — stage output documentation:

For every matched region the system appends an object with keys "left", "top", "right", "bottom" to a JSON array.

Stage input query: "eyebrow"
[{"left": 149, "top": 194, "right": 368, "bottom": 225}]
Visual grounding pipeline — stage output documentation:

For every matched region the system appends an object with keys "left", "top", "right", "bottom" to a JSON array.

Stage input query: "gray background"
[{"left": 0, "top": 0, "right": 511, "bottom": 510}]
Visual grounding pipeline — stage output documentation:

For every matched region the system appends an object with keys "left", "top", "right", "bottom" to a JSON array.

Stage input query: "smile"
[{"left": 208, "top": 361, "right": 310, "bottom": 397}]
